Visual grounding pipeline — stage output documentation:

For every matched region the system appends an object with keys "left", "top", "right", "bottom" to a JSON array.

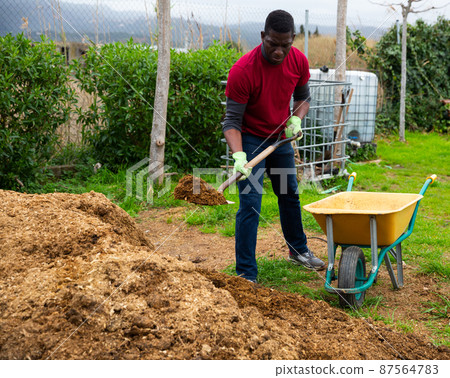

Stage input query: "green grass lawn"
[
  {"left": 36, "top": 131, "right": 449, "bottom": 278},
  {"left": 222, "top": 131, "right": 449, "bottom": 279},
  {"left": 348, "top": 132, "right": 449, "bottom": 278}
]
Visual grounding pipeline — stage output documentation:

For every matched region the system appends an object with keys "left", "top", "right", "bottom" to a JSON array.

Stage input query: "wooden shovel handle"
[
  {"left": 246, "top": 145, "right": 276, "bottom": 168},
  {"left": 217, "top": 132, "right": 300, "bottom": 193},
  {"left": 217, "top": 171, "right": 242, "bottom": 193},
  {"left": 217, "top": 145, "right": 276, "bottom": 192},
  {"left": 333, "top": 88, "right": 354, "bottom": 160}
]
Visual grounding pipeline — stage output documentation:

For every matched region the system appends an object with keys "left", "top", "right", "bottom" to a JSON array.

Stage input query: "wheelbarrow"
[{"left": 303, "top": 173, "right": 437, "bottom": 308}]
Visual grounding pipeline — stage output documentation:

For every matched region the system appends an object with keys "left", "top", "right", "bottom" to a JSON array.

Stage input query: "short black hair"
[{"left": 264, "top": 10, "right": 295, "bottom": 35}]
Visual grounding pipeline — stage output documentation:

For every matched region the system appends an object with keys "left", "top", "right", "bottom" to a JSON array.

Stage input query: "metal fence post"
[{"left": 304, "top": 9, "right": 309, "bottom": 58}]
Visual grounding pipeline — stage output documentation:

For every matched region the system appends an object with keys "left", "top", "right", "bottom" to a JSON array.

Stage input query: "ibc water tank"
[{"left": 309, "top": 69, "right": 378, "bottom": 143}]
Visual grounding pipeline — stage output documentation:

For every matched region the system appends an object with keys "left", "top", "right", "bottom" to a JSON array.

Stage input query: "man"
[{"left": 222, "top": 9, "right": 325, "bottom": 283}]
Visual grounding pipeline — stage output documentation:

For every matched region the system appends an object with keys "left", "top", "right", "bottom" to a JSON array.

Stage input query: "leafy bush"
[
  {"left": 367, "top": 18, "right": 449, "bottom": 133},
  {"left": 347, "top": 143, "right": 377, "bottom": 162},
  {"left": 73, "top": 40, "right": 241, "bottom": 171},
  {"left": 0, "top": 34, "right": 75, "bottom": 189},
  {"left": 346, "top": 26, "right": 368, "bottom": 55}
]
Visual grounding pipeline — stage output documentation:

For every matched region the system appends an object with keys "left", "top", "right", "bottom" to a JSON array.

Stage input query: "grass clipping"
[{"left": 174, "top": 175, "right": 227, "bottom": 206}]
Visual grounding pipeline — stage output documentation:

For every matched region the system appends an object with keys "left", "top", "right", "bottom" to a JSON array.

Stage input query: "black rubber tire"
[{"left": 338, "top": 246, "right": 366, "bottom": 308}]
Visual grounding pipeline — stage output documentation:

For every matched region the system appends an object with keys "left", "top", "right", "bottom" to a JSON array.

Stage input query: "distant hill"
[{"left": 0, "top": 0, "right": 155, "bottom": 42}]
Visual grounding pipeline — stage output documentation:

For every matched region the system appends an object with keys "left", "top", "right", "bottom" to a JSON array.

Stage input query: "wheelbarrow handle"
[
  {"left": 426, "top": 174, "right": 437, "bottom": 184},
  {"left": 399, "top": 174, "right": 438, "bottom": 241},
  {"left": 420, "top": 174, "right": 437, "bottom": 195},
  {"left": 346, "top": 172, "right": 357, "bottom": 192}
]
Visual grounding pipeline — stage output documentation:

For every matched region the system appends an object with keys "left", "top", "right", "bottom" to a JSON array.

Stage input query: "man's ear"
[{"left": 260, "top": 31, "right": 265, "bottom": 42}]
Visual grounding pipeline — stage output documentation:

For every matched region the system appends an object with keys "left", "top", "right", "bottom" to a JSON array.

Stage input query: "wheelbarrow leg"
[
  {"left": 325, "top": 215, "right": 336, "bottom": 279},
  {"left": 396, "top": 244, "right": 404, "bottom": 288},
  {"left": 386, "top": 244, "right": 404, "bottom": 289},
  {"left": 384, "top": 251, "right": 400, "bottom": 290},
  {"left": 369, "top": 216, "right": 379, "bottom": 274}
]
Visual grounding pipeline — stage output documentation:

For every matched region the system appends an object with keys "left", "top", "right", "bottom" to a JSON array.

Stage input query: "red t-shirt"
[{"left": 225, "top": 44, "right": 310, "bottom": 138}]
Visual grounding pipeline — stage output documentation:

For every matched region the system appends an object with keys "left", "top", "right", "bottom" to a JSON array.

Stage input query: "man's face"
[{"left": 261, "top": 29, "right": 295, "bottom": 65}]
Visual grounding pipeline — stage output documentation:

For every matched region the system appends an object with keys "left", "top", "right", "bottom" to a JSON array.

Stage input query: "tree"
[
  {"left": 398, "top": 1, "right": 412, "bottom": 142},
  {"left": 334, "top": 0, "right": 348, "bottom": 161},
  {"left": 150, "top": 0, "right": 171, "bottom": 184},
  {"left": 335, "top": 0, "right": 348, "bottom": 83},
  {"left": 314, "top": 26, "right": 320, "bottom": 36},
  {"left": 299, "top": 24, "right": 305, "bottom": 36},
  {"left": 373, "top": 0, "right": 442, "bottom": 142}
]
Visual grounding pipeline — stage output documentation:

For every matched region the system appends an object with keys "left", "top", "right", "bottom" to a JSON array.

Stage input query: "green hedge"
[
  {"left": 368, "top": 17, "right": 449, "bottom": 132},
  {"left": 0, "top": 34, "right": 75, "bottom": 189},
  {"left": 73, "top": 40, "right": 241, "bottom": 171}
]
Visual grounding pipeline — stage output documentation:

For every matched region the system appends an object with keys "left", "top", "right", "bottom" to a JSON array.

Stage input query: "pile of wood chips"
[{"left": 0, "top": 189, "right": 448, "bottom": 360}]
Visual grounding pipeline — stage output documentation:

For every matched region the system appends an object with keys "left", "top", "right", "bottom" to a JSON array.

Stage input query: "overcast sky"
[
  {"left": 172, "top": 0, "right": 450, "bottom": 22},
  {"left": 64, "top": 0, "right": 449, "bottom": 26}
]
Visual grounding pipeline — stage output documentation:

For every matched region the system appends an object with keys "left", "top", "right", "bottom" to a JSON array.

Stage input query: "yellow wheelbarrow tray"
[{"left": 303, "top": 173, "right": 437, "bottom": 308}]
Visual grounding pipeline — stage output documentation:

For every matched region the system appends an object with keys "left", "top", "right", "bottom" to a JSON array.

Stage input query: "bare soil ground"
[
  {"left": 136, "top": 206, "right": 449, "bottom": 347},
  {"left": 0, "top": 190, "right": 448, "bottom": 360}
]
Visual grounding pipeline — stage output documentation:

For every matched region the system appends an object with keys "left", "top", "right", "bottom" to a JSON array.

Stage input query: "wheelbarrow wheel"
[{"left": 338, "top": 246, "right": 366, "bottom": 308}]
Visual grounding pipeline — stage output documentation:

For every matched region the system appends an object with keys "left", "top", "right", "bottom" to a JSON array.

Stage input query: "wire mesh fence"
[
  {"left": 2, "top": 0, "right": 393, "bottom": 50},
  {"left": 296, "top": 80, "right": 353, "bottom": 181},
  {"left": 3, "top": 0, "right": 386, "bottom": 175}
]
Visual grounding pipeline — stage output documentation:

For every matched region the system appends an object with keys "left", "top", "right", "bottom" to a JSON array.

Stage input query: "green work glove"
[
  {"left": 285, "top": 115, "right": 303, "bottom": 140},
  {"left": 232, "top": 151, "right": 252, "bottom": 180}
]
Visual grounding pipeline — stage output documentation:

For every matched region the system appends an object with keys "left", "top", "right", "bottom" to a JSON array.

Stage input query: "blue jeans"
[{"left": 235, "top": 133, "right": 308, "bottom": 281}]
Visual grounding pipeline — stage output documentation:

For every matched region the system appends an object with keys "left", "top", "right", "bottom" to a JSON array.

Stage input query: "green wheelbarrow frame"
[{"left": 319, "top": 173, "right": 437, "bottom": 307}]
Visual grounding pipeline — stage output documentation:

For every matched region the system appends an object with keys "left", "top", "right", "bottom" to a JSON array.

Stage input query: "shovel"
[{"left": 218, "top": 129, "right": 302, "bottom": 196}]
